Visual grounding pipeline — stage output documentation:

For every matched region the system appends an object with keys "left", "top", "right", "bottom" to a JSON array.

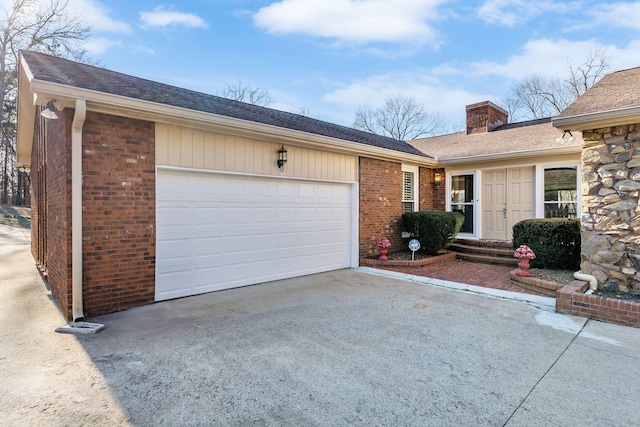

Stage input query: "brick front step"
[{"left": 449, "top": 239, "right": 517, "bottom": 266}]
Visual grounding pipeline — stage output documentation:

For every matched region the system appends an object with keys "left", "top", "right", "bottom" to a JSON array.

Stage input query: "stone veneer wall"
[{"left": 581, "top": 123, "right": 640, "bottom": 294}]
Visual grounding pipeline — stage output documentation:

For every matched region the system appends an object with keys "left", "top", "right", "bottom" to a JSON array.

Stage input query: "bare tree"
[
  {"left": 566, "top": 47, "right": 613, "bottom": 99},
  {"left": 221, "top": 78, "right": 272, "bottom": 107},
  {"left": 353, "top": 94, "right": 447, "bottom": 140},
  {"left": 0, "top": 0, "right": 90, "bottom": 204},
  {"left": 508, "top": 49, "right": 612, "bottom": 122}
]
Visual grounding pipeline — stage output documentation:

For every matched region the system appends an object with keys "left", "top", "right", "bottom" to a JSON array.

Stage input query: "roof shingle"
[
  {"left": 409, "top": 118, "right": 582, "bottom": 161},
  {"left": 21, "top": 50, "right": 428, "bottom": 158},
  {"left": 556, "top": 66, "right": 640, "bottom": 118}
]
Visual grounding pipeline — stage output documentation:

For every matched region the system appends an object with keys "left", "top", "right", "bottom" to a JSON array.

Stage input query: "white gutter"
[
  {"left": 552, "top": 105, "right": 640, "bottom": 131},
  {"left": 27, "top": 79, "right": 437, "bottom": 167},
  {"left": 72, "top": 99, "right": 86, "bottom": 321},
  {"left": 434, "top": 144, "right": 581, "bottom": 165}
]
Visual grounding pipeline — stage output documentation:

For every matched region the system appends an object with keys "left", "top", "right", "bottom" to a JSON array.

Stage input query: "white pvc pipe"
[
  {"left": 72, "top": 99, "right": 86, "bottom": 321},
  {"left": 574, "top": 271, "right": 598, "bottom": 295}
]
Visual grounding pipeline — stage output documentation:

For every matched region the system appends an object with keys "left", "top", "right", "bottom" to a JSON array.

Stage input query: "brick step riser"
[
  {"left": 454, "top": 239, "right": 513, "bottom": 249},
  {"left": 448, "top": 245, "right": 514, "bottom": 258},
  {"left": 454, "top": 253, "right": 518, "bottom": 266}
]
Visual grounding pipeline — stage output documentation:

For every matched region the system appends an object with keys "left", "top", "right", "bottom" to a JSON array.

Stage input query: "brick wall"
[
  {"left": 30, "top": 108, "right": 73, "bottom": 317},
  {"left": 419, "top": 167, "right": 445, "bottom": 211},
  {"left": 557, "top": 281, "right": 640, "bottom": 328},
  {"left": 81, "top": 112, "right": 156, "bottom": 317},
  {"left": 359, "top": 158, "right": 445, "bottom": 258},
  {"left": 359, "top": 157, "right": 403, "bottom": 258}
]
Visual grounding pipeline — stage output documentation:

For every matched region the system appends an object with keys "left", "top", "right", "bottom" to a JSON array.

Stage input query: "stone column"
[{"left": 581, "top": 124, "right": 640, "bottom": 294}]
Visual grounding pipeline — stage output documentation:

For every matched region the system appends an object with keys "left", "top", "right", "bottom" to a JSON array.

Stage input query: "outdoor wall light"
[
  {"left": 555, "top": 130, "right": 574, "bottom": 143},
  {"left": 40, "top": 100, "right": 59, "bottom": 120},
  {"left": 277, "top": 145, "right": 287, "bottom": 171},
  {"left": 434, "top": 171, "right": 442, "bottom": 184}
]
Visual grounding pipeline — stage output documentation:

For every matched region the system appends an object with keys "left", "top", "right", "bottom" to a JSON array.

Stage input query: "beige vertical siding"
[{"left": 156, "top": 123, "right": 357, "bottom": 182}]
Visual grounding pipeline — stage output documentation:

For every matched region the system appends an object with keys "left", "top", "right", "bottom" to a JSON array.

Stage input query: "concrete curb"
[{"left": 357, "top": 266, "right": 556, "bottom": 312}]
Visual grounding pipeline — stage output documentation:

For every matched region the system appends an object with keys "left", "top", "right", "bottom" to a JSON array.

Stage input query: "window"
[
  {"left": 544, "top": 167, "right": 577, "bottom": 218},
  {"left": 402, "top": 165, "right": 419, "bottom": 213},
  {"left": 451, "top": 174, "right": 474, "bottom": 233}
]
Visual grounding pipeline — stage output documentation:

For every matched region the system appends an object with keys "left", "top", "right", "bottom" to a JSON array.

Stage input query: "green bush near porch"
[
  {"left": 512, "top": 218, "right": 581, "bottom": 269},
  {"left": 402, "top": 211, "right": 464, "bottom": 255}
]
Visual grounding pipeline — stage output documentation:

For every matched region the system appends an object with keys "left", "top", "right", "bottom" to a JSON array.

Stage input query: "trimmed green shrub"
[
  {"left": 402, "top": 211, "right": 464, "bottom": 255},
  {"left": 512, "top": 218, "right": 581, "bottom": 269}
]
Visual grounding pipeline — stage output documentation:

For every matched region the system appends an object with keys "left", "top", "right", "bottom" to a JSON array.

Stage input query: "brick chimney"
[{"left": 466, "top": 101, "right": 508, "bottom": 135}]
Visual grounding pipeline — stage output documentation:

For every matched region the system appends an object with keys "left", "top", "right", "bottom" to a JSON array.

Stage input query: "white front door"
[
  {"left": 482, "top": 167, "right": 534, "bottom": 240},
  {"left": 155, "top": 169, "right": 355, "bottom": 301},
  {"left": 483, "top": 170, "right": 507, "bottom": 240}
]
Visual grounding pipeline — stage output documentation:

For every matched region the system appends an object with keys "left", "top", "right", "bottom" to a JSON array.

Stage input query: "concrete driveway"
[{"left": 2, "top": 223, "right": 640, "bottom": 426}]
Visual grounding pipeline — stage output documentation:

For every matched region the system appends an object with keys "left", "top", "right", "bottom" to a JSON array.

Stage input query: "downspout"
[
  {"left": 72, "top": 99, "right": 86, "bottom": 321},
  {"left": 574, "top": 271, "right": 598, "bottom": 295}
]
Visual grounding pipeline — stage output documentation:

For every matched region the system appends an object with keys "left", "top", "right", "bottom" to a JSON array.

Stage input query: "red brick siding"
[
  {"left": 359, "top": 158, "right": 446, "bottom": 258},
  {"left": 30, "top": 108, "right": 73, "bottom": 317},
  {"left": 359, "top": 158, "right": 402, "bottom": 258},
  {"left": 419, "top": 167, "right": 445, "bottom": 211},
  {"left": 81, "top": 112, "right": 156, "bottom": 318}
]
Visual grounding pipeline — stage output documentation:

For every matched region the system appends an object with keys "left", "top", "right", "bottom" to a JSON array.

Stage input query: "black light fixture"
[
  {"left": 40, "top": 100, "right": 59, "bottom": 120},
  {"left": 555, "top": 130, "right": 574, "bottom": 143},
  {"left": 434, "top": 171, "right": 442, "bottom": 184},
  {"left": 277, "top": 145, "right": 287, "bottom": 171}
]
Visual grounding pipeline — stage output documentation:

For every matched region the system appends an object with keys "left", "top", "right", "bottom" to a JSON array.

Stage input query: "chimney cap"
[{"left": 465, "top": 100, "right": 508, "bottom": 116}]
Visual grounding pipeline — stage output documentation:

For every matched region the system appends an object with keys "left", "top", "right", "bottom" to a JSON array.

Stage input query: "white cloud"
[
  {"left": 82, "top": 37, "right": 122, "bottom": 54},
  {"left": 587, "top": 2, "right": 640, "bottom": 30},
  {"left": 323, "top": 72, "right": 488, "bottom": 126},
  {"left": 461, "top": 39, "right": 622, "bottom": 80},
  {"left": 70, "top": 0, "right": 131, "bottom": 33},
  {"left": 478, "top": 0, "right": 576, "bottom": 26},
  {"left": 253, "top": 0, "right": 445, "bottom": 45},
  {"left": 140, "top": 6, "right": 208, "bottom": 29}
]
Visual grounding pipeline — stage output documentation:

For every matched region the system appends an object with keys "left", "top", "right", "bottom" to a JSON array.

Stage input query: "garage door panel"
[
  {"left": 156, "top": 170, "right": 354, "bottom": 301},
  {"left": 194, "top": 207, "right": 223, "bottom": 225},
  {"left": 158, "top": 207, "right": 191, "bottom": 227},
  {"left": 157, "top": 238, "right": 191, "bottom": 260},
  {"left": 156, "top": 270, "right": 191, "bottom": 297}
]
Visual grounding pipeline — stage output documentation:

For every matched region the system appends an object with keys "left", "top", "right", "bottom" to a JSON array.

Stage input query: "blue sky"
[{"left": 59, "top": 0, "right": 640, "bottom": 128}]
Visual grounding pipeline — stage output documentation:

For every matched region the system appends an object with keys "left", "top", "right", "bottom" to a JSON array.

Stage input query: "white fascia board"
[
  {"left": 28, "top": 79, "right": 437, "bottom": 167},
  {"left": 552, "top": 106, "right": 640, "bottom": 131},
  {"left": 435, "top": 145, "right": 580, "bottom": 165}
]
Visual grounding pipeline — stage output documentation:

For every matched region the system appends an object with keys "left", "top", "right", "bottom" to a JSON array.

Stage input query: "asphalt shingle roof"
[
  {"left": 409, "top": 118, "right": 582, "bottom": 161},
  {"left": 557, "top": 66, "right": 640, "bottom": 118},
  {"left": 22, "top": 50, "right": 428, "bottom": 158}
]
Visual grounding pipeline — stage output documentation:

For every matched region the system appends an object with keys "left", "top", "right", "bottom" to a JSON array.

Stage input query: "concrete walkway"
[{"left": 2, "top": 223, "right": 640, "bottom": 426}]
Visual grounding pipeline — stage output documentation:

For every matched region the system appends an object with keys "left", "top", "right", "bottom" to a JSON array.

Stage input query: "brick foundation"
[{"left": 557, "top": 281, "right": 640, "bottom": 328}]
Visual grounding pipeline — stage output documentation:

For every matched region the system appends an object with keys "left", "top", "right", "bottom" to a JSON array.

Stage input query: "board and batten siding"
[{"left": 155, "top": 124, "right": 358, "bottom": 182}]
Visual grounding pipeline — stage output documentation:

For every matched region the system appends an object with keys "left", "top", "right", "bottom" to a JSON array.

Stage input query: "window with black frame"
[{"left": 451, "top": 174, "right": 474, "bottom": 233}]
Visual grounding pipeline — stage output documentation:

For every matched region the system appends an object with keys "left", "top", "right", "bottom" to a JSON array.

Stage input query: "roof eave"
[
  {"left": 22, "top": 77, "right": 436, "bottom": 167},
  {"left": 435, "top": 145, "right": 581, "bottom": 165},
  {"left": 552, "top": 105, "right": 640, "bottom": 131}
]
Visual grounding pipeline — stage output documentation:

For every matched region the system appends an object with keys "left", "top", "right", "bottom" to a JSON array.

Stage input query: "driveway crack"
[{"left": 502, "top": 319, "right": 589, "bottom": 426}]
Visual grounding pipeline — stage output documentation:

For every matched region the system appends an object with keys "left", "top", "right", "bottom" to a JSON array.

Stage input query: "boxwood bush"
[
  {"left": 402, "top": 211, "right": 464, "bottom": 255},
  {"left": 512, "top": 218, "right": 581, "bottom": 270}
]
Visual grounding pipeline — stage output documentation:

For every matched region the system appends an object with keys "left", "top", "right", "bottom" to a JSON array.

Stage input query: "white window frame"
[
  {"left": 401, "top": 164, "right": 419, "bottom": 213},
  {"left": 535, "top": 161, "right": 581, "bottom": 219}
]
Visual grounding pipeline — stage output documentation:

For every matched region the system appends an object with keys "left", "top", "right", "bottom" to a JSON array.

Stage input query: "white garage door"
[{"left": 155, "top": 169, "right": 355, "bottom": 301}]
